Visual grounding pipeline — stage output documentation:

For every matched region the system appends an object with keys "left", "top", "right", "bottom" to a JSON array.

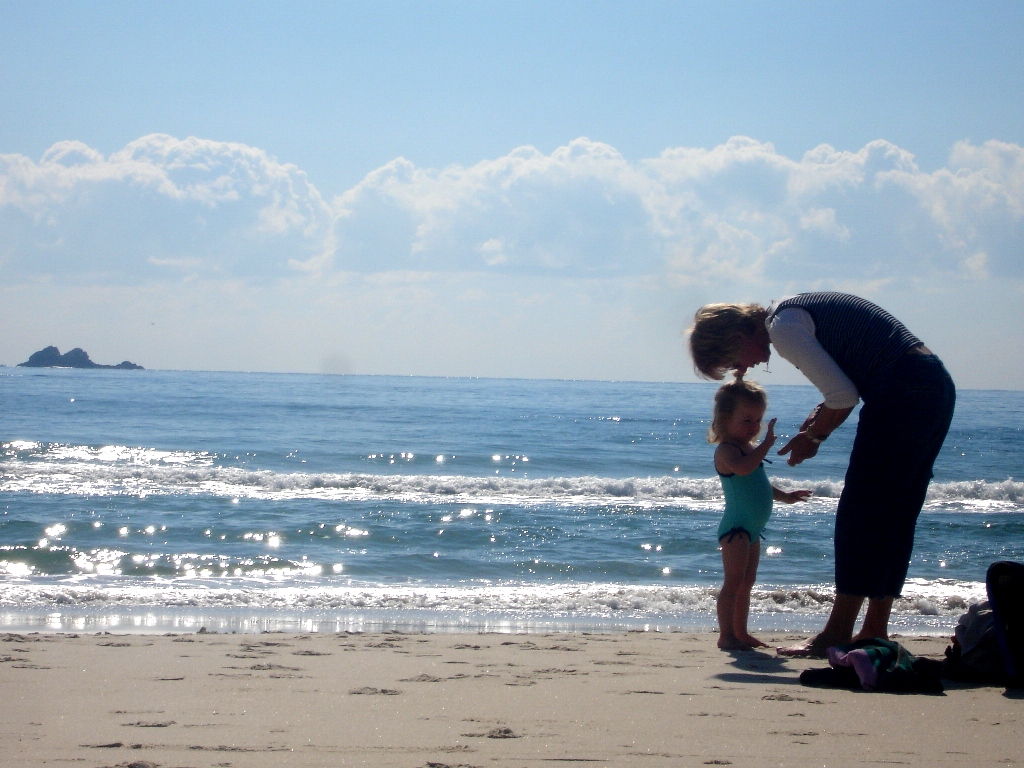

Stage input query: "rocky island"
[{"left": 18, "top": 346, "right": 144, "bottom": 370}]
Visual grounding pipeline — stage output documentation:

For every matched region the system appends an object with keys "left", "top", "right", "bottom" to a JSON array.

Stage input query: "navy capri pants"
[{"left": 834, "top": 352, "right": 956, "bottom": 598}]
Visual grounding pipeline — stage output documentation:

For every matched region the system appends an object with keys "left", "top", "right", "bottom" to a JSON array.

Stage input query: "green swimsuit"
[{"left": 717, "top": 461, "right": 773, "bottom": 542}]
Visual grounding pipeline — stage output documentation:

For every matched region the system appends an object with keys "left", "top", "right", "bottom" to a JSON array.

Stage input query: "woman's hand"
[
  {"left": 778, "top": 433, "right": 820, "bottom": 466},
  {"left": 778, "top": 404, "right": 855, "bottom": 466}
]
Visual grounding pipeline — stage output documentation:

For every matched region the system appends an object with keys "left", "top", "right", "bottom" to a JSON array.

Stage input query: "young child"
[{"left": 710, "top": 376, "right": 811, "bottom": 651}]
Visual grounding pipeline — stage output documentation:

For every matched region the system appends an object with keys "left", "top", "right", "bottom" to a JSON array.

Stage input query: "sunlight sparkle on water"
[{"left": 1, "top": 562, "right": 32, "bottom": 577}]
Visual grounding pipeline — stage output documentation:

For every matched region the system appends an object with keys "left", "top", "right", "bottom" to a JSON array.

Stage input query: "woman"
[{"left": 689, "top": 292, "right": 956, "bottom": 656}]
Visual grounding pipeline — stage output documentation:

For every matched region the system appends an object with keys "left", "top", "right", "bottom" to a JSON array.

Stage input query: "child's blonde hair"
[{"left": 708, "top": 376, "right": 768, "bottom": 444}]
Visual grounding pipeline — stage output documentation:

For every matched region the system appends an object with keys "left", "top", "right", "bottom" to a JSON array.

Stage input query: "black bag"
[
  {"left": 987, "top": 560, "right": 1024, "bottom": 688},
  {"left": 944, "top": 561, "right": 1024, "bottom": 688},
  {"left": 942, "top": 601, "right": 1005, "bottom": 683}
]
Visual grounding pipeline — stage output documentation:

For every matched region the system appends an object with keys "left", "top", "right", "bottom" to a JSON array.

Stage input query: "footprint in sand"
[
  {"left": 122, "top": 720, "right": 176, "bottom": 727},
  {"left": 460, "top": 726, "right": 521, "bottom": 739},
  {"left": 247, "top": 663, "right": 301, "bottom": 671},
  {"left": 762, "top": 693, "right": 829, "bottom": 705},
  {"left": 488, "top": 727, "right": 520, "bottom": 738}
]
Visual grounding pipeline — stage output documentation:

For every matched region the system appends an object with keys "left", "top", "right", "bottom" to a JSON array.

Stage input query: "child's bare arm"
[
  {"left": 715, "top": 419, "right": 777, "bottom": 476},
  {"left": 773, "top": 486, "right": 812, "bottom": 504}
]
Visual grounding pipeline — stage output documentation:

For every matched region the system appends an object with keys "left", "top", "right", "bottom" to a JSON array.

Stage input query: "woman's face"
[{"left": 731, "top": 335, "right": 771, "bottom": 375}]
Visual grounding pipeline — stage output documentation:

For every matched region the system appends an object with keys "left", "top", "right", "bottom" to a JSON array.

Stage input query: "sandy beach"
[{"left": 0, "top": 630, "right": 1018, "bottom": 768}]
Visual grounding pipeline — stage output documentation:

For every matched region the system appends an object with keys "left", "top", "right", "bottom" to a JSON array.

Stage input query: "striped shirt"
[{"left": 769, "top": 293, "right": 922, "bottom": 397}]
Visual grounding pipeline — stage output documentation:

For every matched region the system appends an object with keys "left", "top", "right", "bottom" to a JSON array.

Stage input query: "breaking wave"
[{"left": 2, "top": 447, "right": 1022, "bottom": 510}]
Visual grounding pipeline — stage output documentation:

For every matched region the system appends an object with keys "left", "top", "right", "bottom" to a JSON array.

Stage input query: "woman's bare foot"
[
  {"left": 738, "top": 634, "right": 769, "bottom": 648},
  {"left": 851, "top": 630, "right": 888, "bottom": 643},
  {"left": 718, "top": 635, "right": 752, "bottom": 651},
  {"left": 775, "top": 633, "right": 842, "bottom": 658}
]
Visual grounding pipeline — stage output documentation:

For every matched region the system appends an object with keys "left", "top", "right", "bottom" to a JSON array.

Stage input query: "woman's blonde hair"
[
  {"left": 708, "top": 376, "right": 768, "bottom": 444},
  {"left": 688, "top": 303, "right": 766, "bottom": 380}
]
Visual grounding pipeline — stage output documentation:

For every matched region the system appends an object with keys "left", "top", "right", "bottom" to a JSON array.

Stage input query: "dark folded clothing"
[
  {"left": 800, "top": 638, "right": 944, "bottom": 694},
  {"left": 799, "top": 665, "right": 861, "bottom": 689}
]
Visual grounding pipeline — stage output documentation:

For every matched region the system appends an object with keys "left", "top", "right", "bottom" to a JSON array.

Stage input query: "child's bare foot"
[
  {"left": 738, "top": 634, "right": 769, "bottom": 648},
  {"left": 718, "top": 635, "right": 752, "bottom": 651}
]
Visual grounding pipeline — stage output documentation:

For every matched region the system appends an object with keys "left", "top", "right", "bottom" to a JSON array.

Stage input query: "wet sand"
[{"left": 0, "top": 630, "right": 1018, "bottom": 767}]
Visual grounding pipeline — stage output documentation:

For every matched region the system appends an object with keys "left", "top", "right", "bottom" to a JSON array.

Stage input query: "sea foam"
[
  {"left": 2, "top": 441, "right": 1021, "bottom": 508},
  {"left": 0, "top": 577, "right": 985, "bottom": 619}
]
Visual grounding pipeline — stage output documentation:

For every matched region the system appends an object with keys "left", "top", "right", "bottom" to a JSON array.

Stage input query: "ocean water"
[{"left": 1, "top": 368, "right": 1021, "bottom": 635}]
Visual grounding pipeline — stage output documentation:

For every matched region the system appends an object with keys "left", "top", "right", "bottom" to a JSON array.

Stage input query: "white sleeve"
[{"left": 767, "top": 307, "right": 860, "bottom": 409}]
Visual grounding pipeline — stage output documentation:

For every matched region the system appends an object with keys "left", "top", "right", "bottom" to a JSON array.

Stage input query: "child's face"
[{"left": 723, "top": 401, "right": 765, "bottom": 443}]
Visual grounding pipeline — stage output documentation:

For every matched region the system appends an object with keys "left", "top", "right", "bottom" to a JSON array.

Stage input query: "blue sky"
[{"left": 1, "top": 1, "right": 1023, "bottom": 387}]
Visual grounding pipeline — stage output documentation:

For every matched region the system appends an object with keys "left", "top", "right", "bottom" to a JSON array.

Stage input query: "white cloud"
[
  {"left": 331, "top": 140, "right": 660, "bottom": 275},
  {"left": 0, "top": 135, "right": 334, "bottom": 281},
  {"left": 640, "top": 137, "right": 1020, "bottom": 283},
  {"left": 890, "top": 139, "right": 1024, "bottom": 278},
  {"left": 3, "top": 134, "right": 1022, "bottom": 286},
  {"left": 2, "top": 134, "right": 1023, "bottom": 385},
  {"left": 328, "top": 135, "right": 1024, "bottom": 283}
]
